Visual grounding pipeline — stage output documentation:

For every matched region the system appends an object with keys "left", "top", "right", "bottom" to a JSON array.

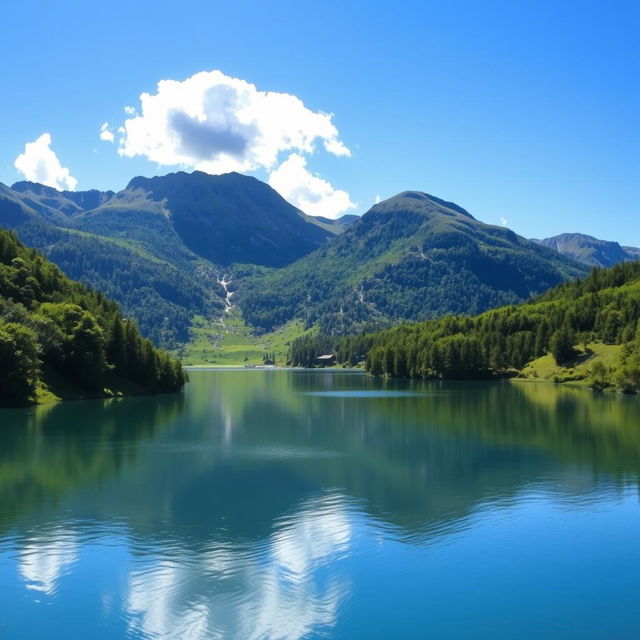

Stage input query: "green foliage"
[
  {"left": 290, "top": 261, "right": 640, "bottom": 393},
  {"left": 2, "top": 172, "right": 344, "bottom": 348},
  {"left": 16, "top": 222, "right": 222, "bottom": 348},
  {"left": 589, "top": 360, "right": 610, "bottom": 390},
  {"left": 613, "top": 326, "right": 640, "bottom": 393},
  {"left": 0, "top": 228, "right": 185, "bottom": 406},
  {"left": 550, "top": 324, "right": 576, "bottom": 365},
  {"left": 0, "top": 322, "right": 39, "bottom": 406},
  {"left": 240, "top": 192, "right": 587, "bottom": 334}
]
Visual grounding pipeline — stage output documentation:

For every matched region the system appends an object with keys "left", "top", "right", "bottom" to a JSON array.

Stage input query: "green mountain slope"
[
  {"left": 290, "top": 261, "right": 640, "bottom": 392},
  {"left": 107, "top": 171, "right": 336, "bottom": 267},
  {"left": 0, "top": 184, "right": 224, "bottom": 346},
  {"left": 0, "top": 228, "right": 185, "bottom": 407},
  {"left": 239, "top": 191, "right": 588, "bottom": 333},
  {"left": 0, "top": 172, "right": 353, "bottom": 347},
  {"left": 533, "top": 233, "right": 640, "bottom": 268}
]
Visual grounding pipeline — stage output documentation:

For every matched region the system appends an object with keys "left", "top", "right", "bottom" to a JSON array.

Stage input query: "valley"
[{"left": 1, "top": 169, "right": 638, "bottom": 391}]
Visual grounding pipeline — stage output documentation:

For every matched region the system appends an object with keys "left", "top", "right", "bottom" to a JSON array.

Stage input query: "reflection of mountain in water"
[
  {"left": 1, "top": 371, "right": 638, "bottom": 638},
  {"left": 0, "top": 393, "right": 185, "bottom": 533},
  {"left": 3, "top": 372, "right": 639, "bottom": 543}
]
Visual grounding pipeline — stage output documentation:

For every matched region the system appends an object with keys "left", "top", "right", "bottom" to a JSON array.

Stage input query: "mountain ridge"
[
  {"left": 239, "top": 191, "right": 588, "bottom": 334},
  {"left": 0, "top": 171, "right": 354, "bottom": 345},
  {"left": 1, "top": 172, "right": 607, "bottom": 352},
  {"left": 532, "top": 232, "right": 639, "bottom": 268}
]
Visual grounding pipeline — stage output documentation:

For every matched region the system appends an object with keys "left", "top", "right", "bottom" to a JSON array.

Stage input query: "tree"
[
  {"left": 0, "top": 322, "right": 39, "bottom": 405},
  {"left": 550, "top": 325, "right": 576, "bottom": 366}
]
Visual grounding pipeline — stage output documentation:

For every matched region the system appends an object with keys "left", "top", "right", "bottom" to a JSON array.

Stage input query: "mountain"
[
  {"left": 287, "top": 261, "right": 640, "bottom": 393},
  {"left": 1, "top": 175, "right": 593, "bottom": 351},
  {"left": 312, "top": 213, "right": 359, "bottom": 233},
  {"left": 0, "top": 171, "right": 349, "bottom": 346},
  {"left": 0, "top": 228, "right": 185, "bottom": 407},
  {"left": 352, "top": 260, "right": 639, "bottom": 392},
  {"left": 239, "top": 191, "right": 589, "bottom": 334},
  {"left": 532, "top": 233, "right": 640, "bottom": 268},
  {"left": 73, "top": 171, "right": 336, "bottom": 268},
  {"left": 11, "top": 181, "right": 115, "bottom": 220}
]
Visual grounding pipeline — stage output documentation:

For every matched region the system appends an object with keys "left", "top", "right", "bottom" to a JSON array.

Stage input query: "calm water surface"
[{"left": 1, "top": 370, "right": 639, "bottom": 639}]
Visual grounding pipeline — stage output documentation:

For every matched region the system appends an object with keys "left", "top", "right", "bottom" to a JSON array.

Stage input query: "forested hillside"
[
  {"left": 0, "top": 228, "right": 185, "bottom": 407},
  {"left": 289, "top": 261, "right": 640, "bottom": 393},
  {"left": 0, "top": 172, "right": 352, "bottom": 348},
  {"left": 240, "top": 191, "right": 588, "bottom": 333}
]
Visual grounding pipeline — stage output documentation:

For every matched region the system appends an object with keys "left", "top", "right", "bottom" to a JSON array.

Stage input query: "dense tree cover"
[
  {"left": 289, "top": 261, "right": 640, "bottom": 393},
  {"left": 240, "top": 192, "right": 587, "bottom": 334},
  {"left": 1, "top": 172, "right": 351, "bottom": 347},
  {"left": 0, "top": 228, "right": 185, "bottom": 406},
  {"left": 15, "top": 221, "right": 223, "bottom": 348}
]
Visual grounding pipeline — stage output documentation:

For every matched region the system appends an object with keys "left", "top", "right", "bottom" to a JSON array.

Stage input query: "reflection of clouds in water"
[
  {"left": 126, "top": 495, "right": 351, "bottom": 639},
  {"left": 273, "top": 498, "right": 350, "bottom": 581},
  {"left": 19, "top": 530, "right": 77, "bottom": 595}
]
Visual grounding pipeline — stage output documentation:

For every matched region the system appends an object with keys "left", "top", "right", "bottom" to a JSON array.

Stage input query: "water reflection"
[
  {"left": 125, "top": 493, "right": 351, "bottom": 640},
  {"left": 0, "top": 371, "right": 639, "bottom": 638},
  {"left": 19, "top": 529, "right": 78, "bottom": 595}
]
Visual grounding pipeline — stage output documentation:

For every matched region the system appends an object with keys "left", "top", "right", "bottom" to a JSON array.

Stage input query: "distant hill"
[
  {"left": 0, "top": 172, "right": 349, "bottom": 346},
  {"left": 239, "top": 191, "right": 588, "bottom": 334},
  {"left": 0, "top": 228, "right": 185, "bottom": 407},
  {"left": 532, "top": 233, "right": 640, "bottom": 268},
  {"left": 288, "top": 261, "right": 640, "bottom": 394}
]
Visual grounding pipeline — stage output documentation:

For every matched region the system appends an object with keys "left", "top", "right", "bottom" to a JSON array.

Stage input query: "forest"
[
  {"left": 0, "top": 229, "right": 186, "bottom": 407},
  {"left": 239, "top": 193, "right": 586, "bottom": 334},
  {"left": 288, "top": 261, "right": 640, "bottom": 393}
]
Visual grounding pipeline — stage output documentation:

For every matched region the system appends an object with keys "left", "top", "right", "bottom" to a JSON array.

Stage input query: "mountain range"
[
  {"left": 0, "top": 172, "right": 351, "bottom": 345},
  {"left": 239, "top": 191, "right": 587, "bottom": 333},
  {"left": 532, "top": 233, "right": 640, "bottom": 268},
  {"left": 2, "top": 170, "right": 634, "bottom": 351}
]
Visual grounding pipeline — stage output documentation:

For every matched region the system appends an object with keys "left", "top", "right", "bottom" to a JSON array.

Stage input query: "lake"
[{"left": 1, "top": 369, "right": 639, "bottom": 639}]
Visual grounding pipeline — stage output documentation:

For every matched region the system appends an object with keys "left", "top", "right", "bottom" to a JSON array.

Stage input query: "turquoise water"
[{"left": 0, "top": 369, "right": 639, "bottom": 639}]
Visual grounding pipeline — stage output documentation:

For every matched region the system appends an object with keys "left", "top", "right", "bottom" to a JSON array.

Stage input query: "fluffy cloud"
[
  {"left": 499, "top": 217, "right": 508, "bottom": 226},
  {"left": 268, "top": 153, "right": 355, "bottom": 218},
  {"left": 99, "top": 122, "right": 115, "bottom": 142},
  {"left": 118, "top": 70, "right": 350, "bottom": 174},
  {"left": 14, "top": 133, "right": 77, "bottom": 190}
]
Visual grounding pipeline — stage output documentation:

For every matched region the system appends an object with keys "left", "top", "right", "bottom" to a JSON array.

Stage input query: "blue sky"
[{"left": 1, "top": 0, "right": 638, "bottom": 243}]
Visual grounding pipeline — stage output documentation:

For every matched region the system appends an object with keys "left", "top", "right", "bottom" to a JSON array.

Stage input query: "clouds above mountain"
[
  {"left": 116, "top": 70, "right": 353, "bottom": 217},
  {"left": 268, "top": 154, "right": 355, "bottom": 219},
  {"left": 118, "top": 70, "right": 350, "bottom": 173},
  {"left": 14, "top": 133, "right": 77, "bottom": 190}
]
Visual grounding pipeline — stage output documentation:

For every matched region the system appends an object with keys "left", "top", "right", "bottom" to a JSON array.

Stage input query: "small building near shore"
[{"left": 316, "top": 354, "right": 336, "bottom": 366}]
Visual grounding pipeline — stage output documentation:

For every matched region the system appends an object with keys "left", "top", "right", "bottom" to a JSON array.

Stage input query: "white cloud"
[
  {"left": 99, "top": 122, "right": 115, "bottom": 142},
  {"left": 268, "top": 153, "right": 355, "bottom": 219},
  {"left": 117, "top": 69, "right": 350, "bottom": 175},
  {"left": 124, "top": 105, "right": 136, "bottom": 115},
  {"left": 374, "top": 194, "right": 381, "bottom": 204},
  {"left": 14, "top": 133, "right": 77, "bottom": 190},
  {"left": 499, "top": 217, "right": 508, "bottom": 226}
]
